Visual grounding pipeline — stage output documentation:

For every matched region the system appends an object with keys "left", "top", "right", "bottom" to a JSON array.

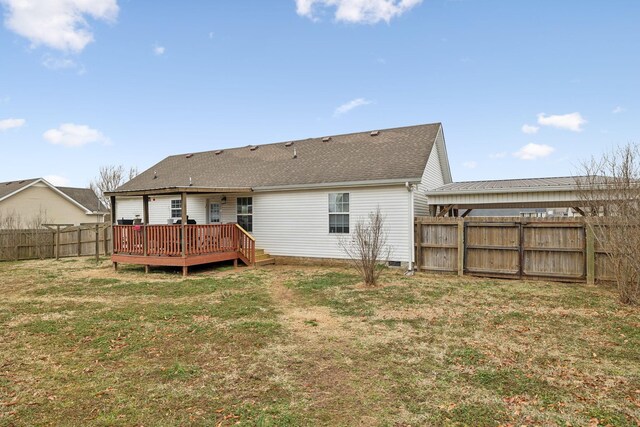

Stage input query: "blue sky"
[{"left": 0, "top": 0, "right": 638, "bottom": 187}]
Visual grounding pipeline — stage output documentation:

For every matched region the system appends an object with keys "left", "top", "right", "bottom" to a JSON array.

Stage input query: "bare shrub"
[
  {"left": 338, "top": 208, "right": 390, "bottom": 286},
  {"left": 576, "top": 143, "right": 640, "bottom": 305},
  {"left": 90, "top": 165, "right": 138, "bottom": 209}
]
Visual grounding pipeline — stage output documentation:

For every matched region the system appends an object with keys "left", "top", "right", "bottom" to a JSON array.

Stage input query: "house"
[
  {"left": 0, "top": 178, "right": 108, "bottom": 228},
  {"left": 108, "top": 123, "right": 452, "bottom": 274}
]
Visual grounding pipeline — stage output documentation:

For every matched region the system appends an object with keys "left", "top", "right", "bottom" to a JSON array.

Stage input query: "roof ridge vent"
[
  {"left": 249, "top": 145, "right": 258, "bottom": 151},
  {"left": 214, "top": 150, "right": 223, "bottom": 155},
  {"left": 185, "top": 153, "right": 193, "bottom": 158},
  {"left": 322, "top": 136, "right": 331, "bottom": 142},
  {"left": 370, "top": 130, "right": 380, "bottom": 136},
  {"left": 284, "top": 142, "right": 293, "bottom": 147}
]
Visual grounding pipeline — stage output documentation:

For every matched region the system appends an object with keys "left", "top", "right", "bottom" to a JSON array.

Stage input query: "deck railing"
[{"left": 113, "top": 224, "right": 255, "bottom": 264}]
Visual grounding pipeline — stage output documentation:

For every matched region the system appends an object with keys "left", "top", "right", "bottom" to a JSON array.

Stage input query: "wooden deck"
[{"left": 112, "top": 223, "right": 255, "bottom": 275}]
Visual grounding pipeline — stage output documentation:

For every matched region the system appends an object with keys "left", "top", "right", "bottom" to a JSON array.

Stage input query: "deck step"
[
  {"left": 255, "top": 257, "right": 276, "bottom": 266},
  {"left": 255, "top": 248, "right": 266, "bottom": 256}
]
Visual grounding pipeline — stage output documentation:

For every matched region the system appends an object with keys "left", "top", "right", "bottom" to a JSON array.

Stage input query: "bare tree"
[
  {"left": 338, "top": 208, "right": 390, "bottom": 286},
  {"left": 576, "top": 143, "right": 640, "bottom": 305},
  {"left": 90, "top": 165, "right": 137, "bottom": 209}
]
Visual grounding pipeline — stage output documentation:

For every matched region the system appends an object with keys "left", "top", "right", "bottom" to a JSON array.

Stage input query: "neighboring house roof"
[
  {"left": 427, "top": 176, "right": 602, "bottom": 195},
  {"left": 0, "top": 178, "right": 108, "bottom": 213},
  {"left": 57, "top": 187, "right": 108, "bottom": 213},
  {"left": 114, "top": 123, "right": 445, "bottom": 194},
  {"left": 0, "top": 178, "right": 40, "bottom": 200}
]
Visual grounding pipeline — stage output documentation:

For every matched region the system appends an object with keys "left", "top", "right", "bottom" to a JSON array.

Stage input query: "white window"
[
  {"left": 236, "top": 197, "right": 253, "bottom": 232},
  {"left": 209, "top": 202, "right": 221, "bottom": 223},
  {"left": 171, "top": 199, "right": 182, "bottom": 219},
  {"left": 329, "top": 193, "right": 349, "bottom": 234}
]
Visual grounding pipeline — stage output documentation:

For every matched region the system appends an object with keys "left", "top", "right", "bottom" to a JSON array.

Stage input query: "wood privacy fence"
[
  {"left": 414, "top": 217, "right": 613, "bottom": 284},
  {"left": 0, "top": 224, "right": 111, "bottom": 261}
]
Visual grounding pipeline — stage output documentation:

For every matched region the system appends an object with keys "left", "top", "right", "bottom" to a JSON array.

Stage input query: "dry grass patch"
[{"left": 1, "top": 258, "right": 639, "bottom": 426}]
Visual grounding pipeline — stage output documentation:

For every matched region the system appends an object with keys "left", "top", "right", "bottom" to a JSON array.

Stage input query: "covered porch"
[{"left": 107, "top": 186, "right": 256, "bottom": 276}]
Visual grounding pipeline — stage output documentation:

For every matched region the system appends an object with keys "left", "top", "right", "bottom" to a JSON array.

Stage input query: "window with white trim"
[
  {"left": 171, "top": 199, "right": 182, "bottom": 219},
  {"left": 329, "top": 193, "right": 349, "bottom": 234},
  {"left": 236, "top": 197, "right": 253, "bottom": 232}
]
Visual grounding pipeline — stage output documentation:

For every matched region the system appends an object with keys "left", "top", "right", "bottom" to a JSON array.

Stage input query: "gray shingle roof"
[
  {"left": 0, "top": 178, "right": 39, "bottom": 200},
  {"left": 115, "top": 123, "right": 442, "bottom": 193},
  {"left": 57, "top": 187, "right": 107, "bottom": 212},
  {"left": 428, "top": 176, "right": 597, "bottom": 193}
]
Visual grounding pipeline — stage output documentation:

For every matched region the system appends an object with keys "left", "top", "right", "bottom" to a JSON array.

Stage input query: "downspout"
[{"left": 406, "top": 182, "right": 415, "bottom": 275}]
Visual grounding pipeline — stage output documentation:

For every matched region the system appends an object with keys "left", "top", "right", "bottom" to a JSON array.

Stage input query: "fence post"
[
  {"left": 457, "top": 220, "right": 465, "bottom": 276},
  {"left": 55, "top": 225, "right": 61, "bottom": 260},
  {"left": 415, "top": 219, "right": 422, "bottom": 271},
  {"left": 586, "top": 225, "right": 595, "bottom": 285},
  {"left": 77, "top": 227, "right": 82, "bottom": 256},
  {"left": 95, "top": 224, "right": 100, "bottom": 263}
]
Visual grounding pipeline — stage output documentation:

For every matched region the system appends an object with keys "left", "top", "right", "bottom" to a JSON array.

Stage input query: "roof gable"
[
  {"left": 116, "top": 123, "right": 443, "bottom": 193},
  {"left": 0, "top": 178, "right": 106, "bottom": 213}
]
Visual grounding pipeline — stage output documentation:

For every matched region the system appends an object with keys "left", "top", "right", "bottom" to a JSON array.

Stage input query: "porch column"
[
  {"left": 110, "top": 195, "right": 117, "bottom": 271},
  {"left": 181, "top": 192, "right": 188, "bottom": 276},
  {"left": 143, "top": 195, "right": 149, "bottom": 273}
]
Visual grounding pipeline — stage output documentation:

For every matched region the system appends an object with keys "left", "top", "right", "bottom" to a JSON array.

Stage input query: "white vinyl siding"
[
  {"left": 113, "top": 197, "right": 143, "bottom": 222},
  {"left": 415, "top": 127, "right": 448, "bottom": 216},
  {"left": 252, "top": 185, "right": 410, "bottom": 263},
  {"left": 114, "top": 195, "right": 207, "bottom": 224}
]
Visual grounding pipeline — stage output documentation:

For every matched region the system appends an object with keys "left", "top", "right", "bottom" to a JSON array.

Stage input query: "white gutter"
[
  {"left": 254, "top": 177, "right": 421, "bottom": 192},
  {"left": 406, "top": 182, "right": 415, "bottom": 274}
]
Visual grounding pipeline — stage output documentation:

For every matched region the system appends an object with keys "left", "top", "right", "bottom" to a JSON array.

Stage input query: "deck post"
[
  {"left": 182, "top": 266, "right": 188, "bottom": 276},
  {"left": 110, "top": 196, "right": 116, "bottom": 266},
  {"left": 181, "top": 192, "right": 187, "bottom": 257},
  {"left": 143, "top": 195, "right": 149, "bottom": 273}
]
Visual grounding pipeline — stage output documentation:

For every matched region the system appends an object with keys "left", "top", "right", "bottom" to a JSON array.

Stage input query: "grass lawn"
[{"left": 0, "top": 258, "right": 638, "bottom": 426}]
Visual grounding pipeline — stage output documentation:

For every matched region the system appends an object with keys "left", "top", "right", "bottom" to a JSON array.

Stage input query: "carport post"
[{"left": 143, "top": 195, "right": 149, "bottom": 274}]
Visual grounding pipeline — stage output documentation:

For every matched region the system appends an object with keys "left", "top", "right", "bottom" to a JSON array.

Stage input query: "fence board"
[
  {"left": 414, "top": 218, "right": 614, "bottom": 283},
  {"left": 0, "top": 225, "right": 111, "bottom": 261}
]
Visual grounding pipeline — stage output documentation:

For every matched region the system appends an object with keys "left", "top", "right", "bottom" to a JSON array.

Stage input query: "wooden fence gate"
[{"left": 414, "top": 217, "right": 612, "bottom": 284}]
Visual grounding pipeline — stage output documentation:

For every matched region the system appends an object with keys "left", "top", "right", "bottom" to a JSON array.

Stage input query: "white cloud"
[
  {"left": 153, "top": 44, "right": 165, "bottom": 56},
  {"left": 296, "top": 0, "right": 422, "bottom": 24},
  {"left": 333, "top": 98, "right": 372, "bottom": 116},
  {"left": 612, "top": 106, "right": 626, "bottom": 114},
  {"left": 513, "top": 143, "right": 555, "bottom": 160},
  {"left": 44, "top": 174, "right": 70, "bottom": 186},
  {"left": 463, "top": 161, "right": 477, "bottom": 169},
  {"left": 1, "top": 0, "right": 119, "bottom": 53},
  {"left": 537, "top": 112, "right": 587, "bottom": 132},
  {"left": 489, "top": 151, "right": 507, "bottom": 159},
  {"left": 521, "top": 124, "right": 539, "bottom": 134},
  {"left": 43, "top": 123, "right": 109, "bottom": 147},
  {"left": 0, "top": 118, "right": 25, "bottom": 131}
]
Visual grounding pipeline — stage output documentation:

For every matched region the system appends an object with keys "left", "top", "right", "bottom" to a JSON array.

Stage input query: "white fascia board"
[{"left": 253, "top": 178, "right": 421, "bottom": 192}]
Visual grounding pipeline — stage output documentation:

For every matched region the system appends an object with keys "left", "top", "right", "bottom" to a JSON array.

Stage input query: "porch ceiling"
[{"left": 105, "top": 186, "right": 252, "bottom": 197}]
